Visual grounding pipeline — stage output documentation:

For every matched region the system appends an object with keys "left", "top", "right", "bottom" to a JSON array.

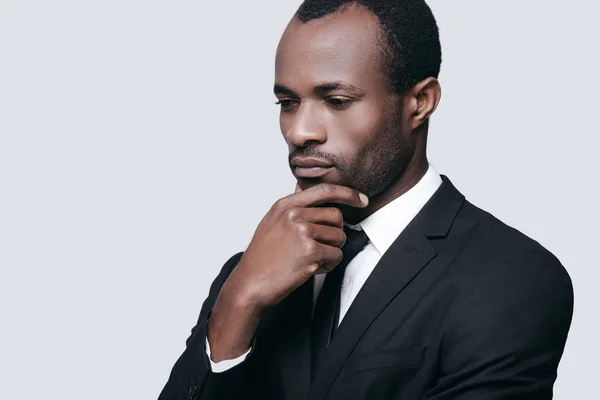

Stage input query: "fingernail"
[{"left": 359, "top": 193, "right": 369, "bottom": 205}]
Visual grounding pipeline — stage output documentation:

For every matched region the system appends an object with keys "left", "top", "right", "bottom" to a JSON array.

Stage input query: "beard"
[
  {"left": 289, "top": 111, "right": 412, "bottom": 200},
  {"left": 337, "top": 124, "right": 411, "bottom": 199}
]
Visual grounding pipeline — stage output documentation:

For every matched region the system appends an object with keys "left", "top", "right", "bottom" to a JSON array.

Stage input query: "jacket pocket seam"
[{"left": 341, "top": 346, "right": 425, "bottom": 377}]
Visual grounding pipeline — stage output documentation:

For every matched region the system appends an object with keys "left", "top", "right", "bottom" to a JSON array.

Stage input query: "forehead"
[{"left": 275, "top": 6, "right": 387, "bottom": 89}]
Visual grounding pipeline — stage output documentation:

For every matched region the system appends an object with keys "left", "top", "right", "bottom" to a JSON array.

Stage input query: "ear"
[{"left": 407, "top": 77, "right": 441, "bottom": 130}]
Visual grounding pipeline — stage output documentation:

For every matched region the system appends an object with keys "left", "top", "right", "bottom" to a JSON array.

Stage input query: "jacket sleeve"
[
  {"left": 424, "top": 249, "right": 574, "bottom": 400},
  {"left": 157, "top": 252, "right": 260, "bottom": 400}
]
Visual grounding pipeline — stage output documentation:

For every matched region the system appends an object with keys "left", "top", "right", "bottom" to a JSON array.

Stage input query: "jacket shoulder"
[{"left": 447, "top": 200, "right": 572, "bottom": 288}]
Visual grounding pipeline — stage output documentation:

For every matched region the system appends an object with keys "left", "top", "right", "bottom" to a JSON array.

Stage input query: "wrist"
[
  {"left": 219, "top": 268, "right": 267, "bottom": 316},
  {"left": 207, "top": 293, "right": 261, "bottom": 362}
]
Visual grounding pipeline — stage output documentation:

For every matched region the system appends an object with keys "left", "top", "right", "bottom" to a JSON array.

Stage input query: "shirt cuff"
[{"left": 205, "top": 337, "right": 252, "bottom": 373}]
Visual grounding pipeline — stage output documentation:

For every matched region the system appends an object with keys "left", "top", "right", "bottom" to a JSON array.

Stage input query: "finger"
[
  {"left": 310, "top": 242, "right": 343, "bottom": 275},
  {"left": 294, "top": 182, "right": 302, "bottom": 194},
  {"left": 294, "top": 207, "right": 344, "bottom": 228},
  {"left": 288, "top": 183, "right": 369, "bottom": 209},
  {"left": 310, "top": 223, "right": 346, "bottom": 247}
]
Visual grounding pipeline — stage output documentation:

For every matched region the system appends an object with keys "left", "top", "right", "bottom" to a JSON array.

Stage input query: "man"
[{"left": 159, "top": 1, "right": 573, "bottom": 399}]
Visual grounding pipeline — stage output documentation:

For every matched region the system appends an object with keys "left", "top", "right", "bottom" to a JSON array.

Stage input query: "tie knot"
[{"left": 342, "top": 227, "right": 369, "bottom": 262}]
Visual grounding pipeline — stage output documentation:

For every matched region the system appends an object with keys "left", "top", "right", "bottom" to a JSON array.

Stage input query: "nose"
[{"left": 284, "top": 102, "right": 326, "bottom": 147}]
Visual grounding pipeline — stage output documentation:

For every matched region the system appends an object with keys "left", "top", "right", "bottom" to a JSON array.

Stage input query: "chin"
[{"left": 296, "top": 176, "right": 336, "bottom": 189}]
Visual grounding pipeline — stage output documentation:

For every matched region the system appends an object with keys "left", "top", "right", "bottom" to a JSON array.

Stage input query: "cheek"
[
  {"left": 279, "top": 112, "right": 298, "bottom": 150},
  {"left": 279, "top": 114, "right": 290, "bottom": 137},
  {"left": 326, "top": 102, "right": 388, "bottom": 151}
]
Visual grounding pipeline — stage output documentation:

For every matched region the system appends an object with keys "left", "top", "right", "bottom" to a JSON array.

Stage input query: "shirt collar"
[{"left": 345, "top": 163, "right": 442, "bottom": 256}]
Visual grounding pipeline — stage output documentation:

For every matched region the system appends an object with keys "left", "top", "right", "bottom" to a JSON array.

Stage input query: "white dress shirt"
[{"left": 206, "top": 163, "right": 443, "bottom": 373}]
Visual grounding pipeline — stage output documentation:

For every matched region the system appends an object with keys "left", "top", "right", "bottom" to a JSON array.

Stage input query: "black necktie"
[{"left": 310, "top": 226, "right": 369, "bottom": 380}]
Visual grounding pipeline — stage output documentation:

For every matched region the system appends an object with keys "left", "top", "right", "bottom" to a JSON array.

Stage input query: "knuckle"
[
  {"left": 330, "top": 208, "right": 343, "bottom": 225},
  {"left": 322, "top": 248, "right": 342, "bottom": 273},
  {"left": 273, "top": 198, "right": 287, "bottom": 212},
  {"left": 303, "top": 239, "right": 317, "bottom": 255},
  {"left": 338, "top": 230, "right": 347, "bottom": 246},
  {"left": 335, "top": 249, "right": 343, "bottom": 264},
  {"left": 285, "top": 208, "right": 299, "bottom": 222},
  {"left": 346, "top": 188, "right": 359, "bottom": 202},
  {"left": 305, "top": 263, "right": 320, "bottom": 276},
  {"left": 296, "top": 222, "right": 311, "bottom": 236}
]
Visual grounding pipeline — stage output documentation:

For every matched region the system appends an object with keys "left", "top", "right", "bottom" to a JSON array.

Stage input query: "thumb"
[{"left": 294, "top": 182, "right": 302, "bottom": 193}]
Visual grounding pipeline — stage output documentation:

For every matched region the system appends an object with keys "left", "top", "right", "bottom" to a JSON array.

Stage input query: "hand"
[
  {"left": 227, "top": 182, "right": 369, "bottom": 312},
  {"left": 207, "top": 183, "right": 368, "bottom": 362}
]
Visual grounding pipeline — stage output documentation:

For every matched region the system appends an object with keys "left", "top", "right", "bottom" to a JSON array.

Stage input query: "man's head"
[
  {"left": 296, "top": 0, "right": 442, "bottom": 94},
  {"left": 275, "top": 0, "right": 442, "bottom": 205}
]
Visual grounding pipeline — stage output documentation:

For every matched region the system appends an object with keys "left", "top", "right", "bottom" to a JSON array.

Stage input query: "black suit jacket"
[{"left": 159, "top": 176, "right": 573, "bottom": 400}]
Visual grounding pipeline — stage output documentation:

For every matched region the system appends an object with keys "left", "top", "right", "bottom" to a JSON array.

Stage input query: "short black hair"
[{"left": 296, "top": 0, "right": 442, "bottom": 93}]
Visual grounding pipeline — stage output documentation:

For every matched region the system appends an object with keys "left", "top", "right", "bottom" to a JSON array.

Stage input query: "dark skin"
[{"left": 208, "top": 5, "right": 441, "bottom": 362}]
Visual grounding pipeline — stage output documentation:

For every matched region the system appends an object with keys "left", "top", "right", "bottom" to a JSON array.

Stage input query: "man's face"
[{"left": 275, "top": 5, "right": 415, "bottom": 198}]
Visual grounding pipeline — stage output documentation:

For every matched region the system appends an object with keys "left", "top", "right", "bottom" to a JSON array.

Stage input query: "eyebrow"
[
  {"left": 273, "top": 82, "right": 365, "bottom": 97},
  {"left": 273, "top": 84, "right": 298, "bottom": 97},
  {"left": 314, "top": 82, "right": 364, "bottom": 97}
]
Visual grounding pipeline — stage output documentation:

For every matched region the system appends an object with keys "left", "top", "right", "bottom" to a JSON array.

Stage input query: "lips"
[
  {"left": 290, "top": 157, "right": 334, "bottom": 168},
  {"left": 291, "top": 157, "right": 334, "bottom": 179}
]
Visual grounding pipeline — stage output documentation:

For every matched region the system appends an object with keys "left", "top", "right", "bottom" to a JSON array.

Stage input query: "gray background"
[{"left": 1, "top": 1, "right": 597, "bottom": 398}]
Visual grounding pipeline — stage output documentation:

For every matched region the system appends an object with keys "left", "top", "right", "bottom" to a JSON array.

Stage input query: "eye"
[
  {"left": 326, "top": 97, "right": 353, "bottom": 109},
  {"left": 275, "top": 99, "right": 297, "bottom": 111}
]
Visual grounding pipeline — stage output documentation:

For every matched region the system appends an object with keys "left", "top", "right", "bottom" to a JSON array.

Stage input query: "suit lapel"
[
  {"left": 306, "top": 176, "right": 465, "bottom": 400},
  {"left": 306, "top": 218, "right": 436, "bottom": 400}
]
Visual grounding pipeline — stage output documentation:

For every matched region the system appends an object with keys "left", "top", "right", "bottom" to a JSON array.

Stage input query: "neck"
[{"left": 341, "top": 155, "right": 429, "bottom": 225}]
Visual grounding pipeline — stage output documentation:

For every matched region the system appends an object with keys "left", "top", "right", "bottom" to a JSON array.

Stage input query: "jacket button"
[{"left": 187, "top": 382, "right": 197, "bottom": 399}]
